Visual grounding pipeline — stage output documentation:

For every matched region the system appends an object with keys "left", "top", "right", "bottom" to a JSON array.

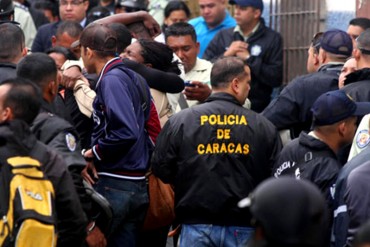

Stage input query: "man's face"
[
  {"left": 166, "top": 35, "right": 199, "bottom": 73},
  {"left": 81, "top": 46, "right": 95, "bottom": 74},
  {"left": 199, "top": 0, "right": 225, "bottom": 28},
  {"left": 164, "top": 10, "right": 189, "bottom": 26},
  {"left": 0, "top": 84, "right": 11, "bottom": 123},
  {"left": 121, "top": 42, "right": 145, "bottom": 64},
  {"left": 53, "top": 32, "right": 81, "bottom": 58},
  {"left": 347, "top": 24, "right": 364, "bottom": 49},
  {"left": 306, "top": 46, "right": 318, "bottom": 73},
  {"left": 338, "top": 58, "right": 357, "bottom": 89},
  {"left": 59, "top": 0, "right": 89, "bottom": 22},
  {"left": 234, "top": 5, "right": 259, "bottom": 27}
]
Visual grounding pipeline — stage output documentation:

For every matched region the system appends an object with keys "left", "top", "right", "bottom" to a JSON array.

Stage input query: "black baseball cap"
[
  {"left": 72, "top": 23, "right": 117, "bottom": 52},
  {"left": 320, "top": 29, "right": 353, "bottom": 57},
  {"left": 238, "top": 177, "right": 329, "bottom": 247},
  {"left": 311, "top": 90, "right": 370, "bottom": 126}
]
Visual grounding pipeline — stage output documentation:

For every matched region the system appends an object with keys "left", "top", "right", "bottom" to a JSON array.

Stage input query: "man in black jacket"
[
  {"left": 16, "top": 53, "right": 107, "bottom": 247},
  {"left": 262, "top": 29, "right": 352, "bottom": 139},
  {"left": 0, "top": 78, "right": 87, "bottom": 246},
  {"left": 342, "top": 28, "right": 370, "bottom": 102},
  {"left": 203, "top": 0, "right": 283, "bottom": 112},
  {"left": 273, "top": 90, "right": 370, "bottom": 215},
  {"left": 152, "top": 56, "right": 282, "bottom": 247},
  {"left": 0, "top": 23, "right": 28, "bottom": 83}
]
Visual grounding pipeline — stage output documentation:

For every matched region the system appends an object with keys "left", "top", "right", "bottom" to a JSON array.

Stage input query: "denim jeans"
[
  {"left": 179, "top": 224, "right": 254, "bottom": 247},
  {"left": 94, "top": 176, "right": 149, "bottom": 247}
]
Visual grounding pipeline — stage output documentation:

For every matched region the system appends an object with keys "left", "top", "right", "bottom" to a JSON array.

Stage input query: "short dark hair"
[
  {"left": 16, "top": 53, "right": 57, "bottom": 89},
  {"left": 87, "top": 6, "right": 111, "bottom": 24},
  {"left": 137, "top": 39, "right": 180, "bottom": 74},
  {"left": 164, "top": 22, "right": 197, "bottom": 43},
  {"left": 211, "top": 57, "right": 247, "bottom": 88},
  {"left": 0, "top": 23, "right": 25, "bottom": 62},
  {"left": 311, "top": 32, "right": 323, "bottom": 54},
  {"left": 349, "top": 17, "right": 370, "bottom": 30},
  {"left": 33, "top": 0, "right": 59, "bottom": 19},
  {"left": 1, "top": 77, "right": 42, "bottom": 124},
  {"left": 107, "top": 23, "right": 132, "bottom": 53},
  {"left": 356, "top": 28, "right": 370, "bottom": 53},
  {"left": 46, "top": 46, "right": 77, "bottom": 60},
  {"left": 56, "top": 20, "right": 83, "bottom": 39},
  {"left": 164, "top": 1, "right": 190, "bottom": 19}
]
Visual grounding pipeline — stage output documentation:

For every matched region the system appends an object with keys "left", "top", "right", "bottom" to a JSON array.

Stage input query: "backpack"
[{"left": 0, "top": 145, "right": 57, "bottom": 247}]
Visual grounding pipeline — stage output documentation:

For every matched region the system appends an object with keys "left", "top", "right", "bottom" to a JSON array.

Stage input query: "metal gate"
[{"left": 269, "top": 0, "right": 321, "bottom": 84}]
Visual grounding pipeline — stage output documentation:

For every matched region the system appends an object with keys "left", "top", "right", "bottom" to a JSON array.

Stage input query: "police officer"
[
  {"left": 16, "top": 53, "right": 107, "bottom": 247},
  {"left": 152, "top": 56, "right": 282, "bottom": 247}
]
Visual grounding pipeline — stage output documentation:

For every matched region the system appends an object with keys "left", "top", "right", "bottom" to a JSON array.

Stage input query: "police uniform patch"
[
  {"left": 356, "top": 129, "right": 370, "bottom": 149},
  {"left": 65, "top": 133, "right": 77, "bottom": 152},
  {"left": 251, "top": 45, "right": 262, "bottom": 56}
]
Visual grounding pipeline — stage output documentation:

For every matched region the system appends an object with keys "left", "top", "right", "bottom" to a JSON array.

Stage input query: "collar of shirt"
[
  {"left": 80, "top": 17, "right": 87, "bottom": 27},
  {"left": 234, "top": 22, "right": 260, "bottom": 41}
]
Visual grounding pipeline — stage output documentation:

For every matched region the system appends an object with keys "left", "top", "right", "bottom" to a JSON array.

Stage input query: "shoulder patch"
[
  {"left": 65, "top": 133, "right": 77, "bottom": 152},
  {"left": 356, "top": 129, "right": 370, "bottom": 149},
  {"left": 251, "top": 45, "right": 262, "bottom": 56}
]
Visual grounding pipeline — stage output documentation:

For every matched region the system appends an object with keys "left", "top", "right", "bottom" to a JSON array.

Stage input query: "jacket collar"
[
  {"left": 0, "top": 120, "right": 37, "bottom": 154},
  {"left": 344, "top": 68, "right": 370, "bottom": 86},
  {"left": 205, "top": 92, "right": 243, "bottom": 106}
]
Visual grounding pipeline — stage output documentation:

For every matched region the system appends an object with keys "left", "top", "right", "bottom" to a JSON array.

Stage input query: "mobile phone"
[{"left": 184, "top": 81, "right": 196, "bottom": 87}]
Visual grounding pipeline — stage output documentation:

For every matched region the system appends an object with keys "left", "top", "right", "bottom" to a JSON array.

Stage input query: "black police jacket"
[
  {"left": 203, "top": 19, "right": 283, "bottom": 112},
  {"left": 0, "top": 62, "right": 16, "bottom": 83},
  {"left": 152, "top": 92, "right": 282, "bottom": 226},
  {"left": 262, "top": 63, "right": 343, "bottom": 138},
  {"left": 342, "top": 68, "right": 370, "bottom": 102},
  {"left": 273, "top": 132, "right": 340, "bottom": 212}
]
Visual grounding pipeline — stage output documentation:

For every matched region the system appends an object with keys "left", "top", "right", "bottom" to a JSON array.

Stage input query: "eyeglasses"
[{"left": 59, "top": 0, "right": 85, "bottom": 7}]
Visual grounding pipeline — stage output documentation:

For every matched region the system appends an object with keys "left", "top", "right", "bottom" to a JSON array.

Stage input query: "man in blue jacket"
[{"left": 79, "top": 23, "right": 151, "bottom": 247}]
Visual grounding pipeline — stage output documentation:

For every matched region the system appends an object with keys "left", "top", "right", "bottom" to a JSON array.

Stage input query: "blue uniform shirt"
[{"left": 189, "top": 11, "right": 236, "bottom": 58}]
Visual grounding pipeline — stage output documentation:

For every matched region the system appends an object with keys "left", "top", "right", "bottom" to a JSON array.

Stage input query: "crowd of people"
[{"left": 1, "top": 0, "right": 370, "bottom": 246}]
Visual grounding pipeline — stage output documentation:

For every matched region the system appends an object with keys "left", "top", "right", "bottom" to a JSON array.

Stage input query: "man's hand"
[
  {"left": 86, "top": 224, "right": 107, "bottom": 247},
  {"left": 224, "top": 41, "right": 249, "bottom": 57},
  {"left": 81, "top": 149, "right": 98, "bottom": 185},
  {"left": 62, "top": 66, "right": 87, "bottom": 89},
  {"left": 139, "top": 11, "right": 161, "bottom": 37},
  {"left": 183, "top": 81, "right": 211, "bottom": 102}
]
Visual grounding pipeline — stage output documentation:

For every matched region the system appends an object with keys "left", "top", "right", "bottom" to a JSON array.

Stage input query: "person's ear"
[
  {"left": 86, "top": 47, "right": 94, "bottom": 59},
  {"left": 353, "top": 48, "right": 361, "bottom": 61},
  {"left": 337, "top": 121, "right": 347, "bottom": 137},
  {"left": 21, "top": 47, "right": 28, "bottom": 57},
  {"left": 230, "top": 77, "right": 240, "bottom": 94},
  {"left": 1, "top": 106, "right": 13, "bottom": 122},
  {"left": 51, "top": 35, "right": 57, "bottom": 47}
]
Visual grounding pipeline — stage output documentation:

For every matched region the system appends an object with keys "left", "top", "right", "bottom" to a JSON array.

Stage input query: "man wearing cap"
[
  {"left": 262, "top": 29, "right": 352, "bottom": 139},
  {"left": 78, "top": 23, "right": 151, "bottom": 247},
  {"left": 273, "top": 90, "right": 370, "bottom": 215},
  {"left": 115, "top": 0, "right": 147, "bottom": 14},
  {"left": 152, "top": 56, "right": 282, "bottom": 247},
  {"left": 340, "top": 29, "right": 370, "bottom": 161},
  {"left": 189, "top": 0, "right": 236, "bottom": 58},
  {"left": 203, "top": 0, "right": 282, "bottom": 113},
  {"left": 332, "top": 117, "right": 370, "bottom": 247},
  {"left": 239, "top": 177, "right": 329, "bottom": 247}
]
